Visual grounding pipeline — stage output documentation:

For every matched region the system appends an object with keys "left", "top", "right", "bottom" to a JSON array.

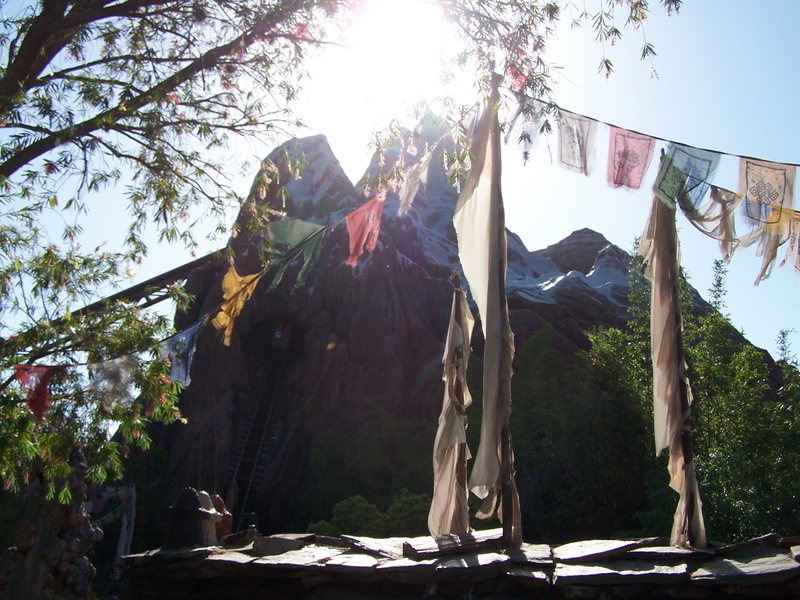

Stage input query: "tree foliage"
[
  {"left": 307, "top": 489, "right": 431, "bottom": 538},
  {"left": 683, "top": 262, "right": 800, "bottom": 540},
  {"left": 585, "top": 257, "right": 800, "bottom": 542}
]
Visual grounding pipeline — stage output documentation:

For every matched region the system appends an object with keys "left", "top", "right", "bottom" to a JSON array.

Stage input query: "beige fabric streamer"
[
  {"left": 682, "top": 186, "right": 743, "bottom": 262},
  {"left": 452, "top": 76, "right": 521, "bottom": 547},
  {"left": 780, "top": 211, "right": 800, "bottom": 273},
  {"left": 640, "top": 195, "right": 706, "bottom": 548},
  {"left": 428, "top": 283, "right": 474, "bottom": 537}
]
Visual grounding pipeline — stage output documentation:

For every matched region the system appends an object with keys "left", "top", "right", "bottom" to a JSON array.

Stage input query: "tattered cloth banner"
[
  {"left": 558, "top": 110, "right": 596, "bottom": 175},
  {"left": 607, "top": 126, "right": 656, "bottom": 190},
  {"left": 654, "top": 143, "right": 720, "bottom": 211},
  {"left": 428, "top": 277, "right": 474, "bottom": 537},
  {"left": 452, "top": 76, "right": 522, "bottom": 547},
  {"left": 505, "top": 97, "right": 546, "bottom": 164},
  {"left": 780, "top": 210, "right": 800, "bottom": 274},
  {"left": 345, "top": 193, "right": 385, "bottom": 267},
  {"left": 640, "top": 193, "right": 706, "bottom": 548},
  {"left": 265, "top": 217, "right": 326, "bottom": 292},
  {"left": 161, "top": 320, "right": 202, "bottom": 387},
  {"left": 398, "top": 150, "right": 434, "bottom": 216},
  {"left": 210, "top": 265, "right": 264, "bottom": 346},
  {"left": 88, "top": 355, "right": 138, "bottom": 412},
  {"left": 12, "top": 364, "right": 67, "bottom": 422},
  {"left": 738, "top": 158, "right": 796, "bottom": 284},
  {"left": 681, "top": 186, "right": 743, "bottom": 263}
]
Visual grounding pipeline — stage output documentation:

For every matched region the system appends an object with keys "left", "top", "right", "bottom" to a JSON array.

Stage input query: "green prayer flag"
[{"left": 265, "top": 218, "right": 326, "bottom": 292}]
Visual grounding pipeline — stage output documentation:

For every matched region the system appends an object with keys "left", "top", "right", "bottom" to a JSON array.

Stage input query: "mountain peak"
[{"left": 532, "top": 228, "right": 620, "bottom": 276}]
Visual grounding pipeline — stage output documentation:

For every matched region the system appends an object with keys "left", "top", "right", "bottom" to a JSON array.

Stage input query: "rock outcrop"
[
  {"left": 160, "top": 129, "right": 661, "bottom": 532},
  {"left": 0, "top": 450, "right": 104, "bottom": 600}
]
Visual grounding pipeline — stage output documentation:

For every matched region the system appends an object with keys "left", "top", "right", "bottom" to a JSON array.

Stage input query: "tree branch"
[{"left": 0, "top": 0, "right": 308, "bottom": 180}]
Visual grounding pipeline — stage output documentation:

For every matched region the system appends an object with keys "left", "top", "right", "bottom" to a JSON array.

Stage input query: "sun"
[
  {"left": 342, "top": 0, "right": 455, "bottom": 119},
  {"left": 295, "top": 0, "right": 474, "bottom": 179}
]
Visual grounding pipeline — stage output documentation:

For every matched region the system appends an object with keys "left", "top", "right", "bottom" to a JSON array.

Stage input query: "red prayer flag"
[
  {"left": 12, "top": 364, "right": 68, "bottom": 422},
  {"left": 607, "top": 126, "right": 656, "bottom": 190},
  {"left": 345, "top": 194, "right": 384, "bottom": 266}
]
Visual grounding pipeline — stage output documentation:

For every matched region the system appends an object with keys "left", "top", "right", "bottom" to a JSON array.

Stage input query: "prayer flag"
[
  {"left": 161, "top": 320, "right": 203, "bottom": 387},
  {"left": 12, "top": 364, "right": 67, "bottom": 422},
  {"left": 740, "top": 158, "right": 795, "bottom": 226},
  {"left": 738, "top": 158, "right": 796, "bottom": 283},
  {"left": 428, "top": 278, "right": 474, "bottom": 537},
  {"left": 345, "top": 194, "right": 385, "bottom": 267},
  {"left": 211, "top": 265, "right": 264, "bottom": 346},
  {"left": 654, "top": 144, "right": 720, "bottom": 210},
  {"left": 558, "top": 110, "right": 596, "bottom": 175},
  {"left": 505, "top": 97, "right": 546, "bottom": 164},
  {"left": 640, "top": 194, "right": 706, "bottom": 548},
  {"left": 265, "top": 217, "right": 326, "bottom": 291},
  {"left": 88, "top": 355, "right": 138, "bottom": 412},
  {"left": 607, "top": 127, "right": 656, "bottom": 190},
  {"left": 398, "top": 150, "right": 434, "bottom": 216},
  {"left": 452, "top": 76, "right": 521, "bottom": 547}
]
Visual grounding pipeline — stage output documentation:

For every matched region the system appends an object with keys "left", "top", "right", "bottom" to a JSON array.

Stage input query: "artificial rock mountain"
[{"left": 161, "top": 130, "right": 676, "bottom": 533}]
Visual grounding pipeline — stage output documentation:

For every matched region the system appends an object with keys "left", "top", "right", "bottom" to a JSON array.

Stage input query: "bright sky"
[{"left": 289, "top": 0, "right": 800, "bottom": 360}]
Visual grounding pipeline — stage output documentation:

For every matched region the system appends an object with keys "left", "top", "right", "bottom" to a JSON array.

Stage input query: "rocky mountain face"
[{"left": 160, "top": 128, "right": 669, "bottom": 532}]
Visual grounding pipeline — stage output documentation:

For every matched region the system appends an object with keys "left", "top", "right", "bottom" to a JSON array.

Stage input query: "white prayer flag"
[
  {"left": 428, "top": 282, "right": 474, "bottom": 536},
  {"left": 452, "top": 76, "right": 521, "bottom": 547}
]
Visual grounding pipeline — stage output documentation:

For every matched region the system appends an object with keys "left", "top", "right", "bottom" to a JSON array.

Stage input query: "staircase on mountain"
[{"left": 228, "top": 354, "right": 289, "bottom": 530}]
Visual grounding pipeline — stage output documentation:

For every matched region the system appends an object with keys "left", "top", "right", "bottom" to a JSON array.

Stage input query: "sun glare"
[
  {"left": 297, "top": 0, "right": 475, "bottom": 179},
  {"left": 343, "top": 0, "right": 452, "bottom": 120}
]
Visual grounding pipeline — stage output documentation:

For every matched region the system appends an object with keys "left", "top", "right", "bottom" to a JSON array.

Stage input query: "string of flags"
[
  {"left": 8, "top": 193, "right": 388, "bottom": 422},
  {"left": 11, "top": 96, "right": 800, "bottom": 423},
  {"left": 506, "top": 99, "right": 800, "bottom": 285}
]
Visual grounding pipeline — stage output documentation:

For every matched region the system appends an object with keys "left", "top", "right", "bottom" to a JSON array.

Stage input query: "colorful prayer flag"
[
  {"left": 398, "top": 150, "right": 434, "bottom": 216},
  {"left": 88, "top": 355, "right": 138, "bottom": 411},
  {"left": 12, "top": 364, "right": 67, "bottom": 422},
  {"left": 211, "top": 265, "right": 264, "bottom": 346},
  {"left": 781, "top": 211, "right": 800, "bottom": 274},
  {"left": 654, "top": 144, "right": 720, "bottom": 210},
  {"left": 682, "top": 186, "right": 743, "bottom": 263},
  {"left": 505, "top": 97, "right": 546, "bottom": 164},
  {"left": 739, "top": 158, "right": 795, "bottom": 226},
  {"left": 161, "top": 320, "right": 203, "bottom": 387},
  {"left": 607, "top": 127, "right": 656, "bottom": 190},
  {"left": 737, "top": 158, "right": 796, "bottom": 283},
  {"left": 345, "top": 194, "right": 384, "bottom": 267},
  {"left": 265, "top": 217, "right": 326, "bottom": 291}
]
